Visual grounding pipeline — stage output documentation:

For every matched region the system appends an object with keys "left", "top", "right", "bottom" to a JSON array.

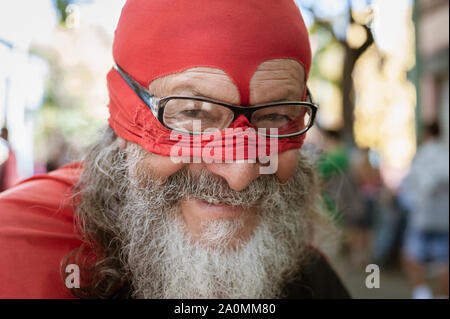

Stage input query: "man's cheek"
[
  {"left": 138, "top": 153, "right": 187, "bottom": 181},
  {"left": 275, "top": 149, "right": 299, "bottom": 183},
  {"left": 258, "top": 133, "right": 279, "bottom": 175},
  {"left": 258, "top": 153, "right": 278, "bottom": 175}
]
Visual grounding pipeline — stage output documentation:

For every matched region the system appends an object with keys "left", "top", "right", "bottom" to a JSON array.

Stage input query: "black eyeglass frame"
[{"left": 115, "top": 64, "right": 318, "bottom": 138}]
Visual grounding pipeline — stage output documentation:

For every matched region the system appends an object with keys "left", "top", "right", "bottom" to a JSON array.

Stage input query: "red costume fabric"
[
  {"left": 108, "top": 0, "right": 312, "bottom": 160},
  {"left": 0, "top": 149, "right": 20, "bottom": 192},
  {"left": 0, "top": 163, "right": 82, "bottom": 298}
]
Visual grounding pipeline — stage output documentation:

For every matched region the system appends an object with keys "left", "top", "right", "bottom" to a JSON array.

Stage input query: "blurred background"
[{"left": 0, "top": 0, "right": 448, "bottom": 298}]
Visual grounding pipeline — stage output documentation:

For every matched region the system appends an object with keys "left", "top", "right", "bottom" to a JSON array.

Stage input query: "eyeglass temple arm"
[
  {"left": 306, "top": 87, "right": 315, "bottom": 104},
  {"left": 114, "top": 64, "right": 158, "bottom": 115}
]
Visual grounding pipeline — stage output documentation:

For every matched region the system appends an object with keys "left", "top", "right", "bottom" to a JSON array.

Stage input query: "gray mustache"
[{"left": 141, "top": 168, "right": 281, "bottom": 208}]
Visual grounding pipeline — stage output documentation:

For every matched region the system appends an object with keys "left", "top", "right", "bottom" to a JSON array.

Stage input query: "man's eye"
[
  {"left": 179, "top": 109, "right": 211, "bottom": 119},
  {"left": 256, "top": 113, "right": 291, "bottom": 122}
]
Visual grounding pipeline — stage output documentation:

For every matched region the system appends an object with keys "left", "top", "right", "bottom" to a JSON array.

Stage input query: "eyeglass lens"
[{"left": 162, "top": 98, "right": 312, "bottom": 136}]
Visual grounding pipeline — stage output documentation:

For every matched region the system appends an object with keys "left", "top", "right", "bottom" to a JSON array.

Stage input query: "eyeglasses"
[{"left": 115, "top": 64, "right": 318, "bottom": 138}]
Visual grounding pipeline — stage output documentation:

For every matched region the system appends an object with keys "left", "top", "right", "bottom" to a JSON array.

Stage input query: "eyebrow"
[
  {"left": 168, "top": 84, "right": 240, "bottom": 105},
  {"left": 252, "top": 91, "right": 301, "bottom": 105},
  {"left": 172, "top": 86, "right": 302, "bottom": 108},
  {"left": 194, "top": 90, "right": 298, "bottom": 107},
  {"left": 190, "top": 88, "right": 223, "bottom": 101}
]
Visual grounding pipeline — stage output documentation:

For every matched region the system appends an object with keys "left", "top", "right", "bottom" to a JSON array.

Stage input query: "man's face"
[
  {"left": 76, "top": 58, "right": 321, "bottom": 298},
  {"left": 135, "top": 58, "right": 306, "bottom": 244}
]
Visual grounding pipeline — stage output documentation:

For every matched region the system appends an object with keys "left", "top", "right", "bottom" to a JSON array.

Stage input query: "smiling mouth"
[{"left": 195, "top": 199, "right": 245, "bottom": 216}]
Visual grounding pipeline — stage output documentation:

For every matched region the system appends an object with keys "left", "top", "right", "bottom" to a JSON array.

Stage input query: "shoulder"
[
  {"left": 0, "top": 162, "right": 83, "bottom": 298},
  {"left": 282, "top": 247, "right": 351, "bottom": 299}
]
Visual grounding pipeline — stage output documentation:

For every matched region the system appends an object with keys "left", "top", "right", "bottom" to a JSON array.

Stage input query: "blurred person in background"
[
  {"left": 348, "top": 149, "right": 382, "bottom": 267},
  {"left": 0, "top": 0, "right": 350, "bottom": 299},
  {"left": 372, "top": 186, "right": 408, "bottom": 269},
  {"left": 45, "top": 131, "right": 71, "bottom": 173},
  {"left": 0, "top": 127, "right": 19, "bottom": 192},
  {"left": 400, "top": 122, "right": 449, "bottom": 299},
  {"left": 317, "top": 129, "right": 362, "bottom": 256},
  {"left": 319, "top": 129, "right": 353, "bottom": 221}
]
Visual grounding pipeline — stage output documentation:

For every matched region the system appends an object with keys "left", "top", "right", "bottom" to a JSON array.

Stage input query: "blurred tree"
[
  {"left": 53, "top": 0, "right": 91, "bottom": 25},
  {"left": 54, "top": 0, "right": 70, "bottom": 24},
  {"left": 299, "top": 0, "right": 374, "bottom": 147}
]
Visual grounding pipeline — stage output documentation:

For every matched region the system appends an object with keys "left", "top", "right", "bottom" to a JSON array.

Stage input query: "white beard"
[
  {"left": 72, "top": 129, "right": 328, "bottom": 299},
  {"left": 117, "top": 162, "right": 315, "bottom": 299}
]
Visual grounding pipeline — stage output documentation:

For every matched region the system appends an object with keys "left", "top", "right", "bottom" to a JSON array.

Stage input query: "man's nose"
[{"left": 205, "top": 161, "right": 260, "bottom": 191}]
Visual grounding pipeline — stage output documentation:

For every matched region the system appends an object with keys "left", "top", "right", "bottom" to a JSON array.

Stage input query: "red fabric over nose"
[{"left": 108, "top": 0, "right": 312, "bottom": 160}]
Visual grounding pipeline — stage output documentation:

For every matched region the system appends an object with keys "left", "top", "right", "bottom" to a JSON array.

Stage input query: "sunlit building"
[{"left": 416, "top": 0, "right": 449, "bottom": 145}]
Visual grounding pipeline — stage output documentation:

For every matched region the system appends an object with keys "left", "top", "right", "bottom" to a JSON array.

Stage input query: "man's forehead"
[{"left": 149, "top": 59, "right": 306, "bottom": 105}]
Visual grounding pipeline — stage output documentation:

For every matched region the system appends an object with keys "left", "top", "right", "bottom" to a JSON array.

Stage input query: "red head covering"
[{"left": 107, "top": 0, "right": 312, "bottom": 160}]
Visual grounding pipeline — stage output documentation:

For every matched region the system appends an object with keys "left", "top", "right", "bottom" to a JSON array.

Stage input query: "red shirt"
[{"left": 0, "top": 163, "right": 82, "bottom": 298}]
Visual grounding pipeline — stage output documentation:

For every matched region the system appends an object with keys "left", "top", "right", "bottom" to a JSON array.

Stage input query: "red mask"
[{"left": 108, "top": 0, "right": 312, "bottom": 160}]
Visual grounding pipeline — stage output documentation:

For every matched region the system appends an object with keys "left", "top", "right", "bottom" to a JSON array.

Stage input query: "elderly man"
[{"left": 0, "top": 0, "right": 349, "bottom": 299}]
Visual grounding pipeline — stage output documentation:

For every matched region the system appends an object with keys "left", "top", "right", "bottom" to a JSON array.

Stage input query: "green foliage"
[{"left": 55, "top": 0, "right": 70, "bottom": 24}]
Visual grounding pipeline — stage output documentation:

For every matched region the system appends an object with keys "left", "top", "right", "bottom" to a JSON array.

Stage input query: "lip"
[{"left": 194, "top": 199, "right": 244, "bottom": 218}]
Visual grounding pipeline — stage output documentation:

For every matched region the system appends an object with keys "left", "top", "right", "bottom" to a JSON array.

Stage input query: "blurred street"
[{"left": 331, "top": 254, "right": 411, "bottom": 298}]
